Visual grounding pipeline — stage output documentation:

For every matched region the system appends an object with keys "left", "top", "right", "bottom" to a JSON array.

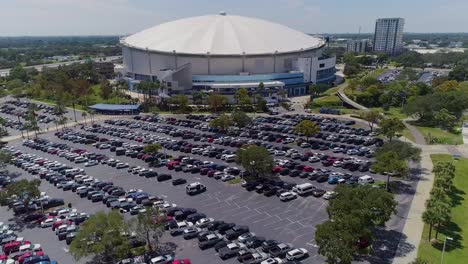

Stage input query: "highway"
[{"left": 0, "top": 55, "right": 122, "bottom": 77}]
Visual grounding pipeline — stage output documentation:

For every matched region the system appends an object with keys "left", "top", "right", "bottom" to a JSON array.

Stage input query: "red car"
[
  {"left": 303, "top": 166, "right": 314, "bottom": 172},
  {"left": 3, "top": 241, "right": 31, "bottom": 255},
  {"left": 272, "top": 166, "right": 282, "bottom": 173},
  {"left": 0, "top": 254, "right": 7, "bottom": 260},
  {"left": 52, "top": 219, "right": 71, "bottom": 231},
  {"left": 172, "top": 259, "right": 191, "bottom": 264},
  {"left": 167, "top": 161, "right": 180, "bottom": 170},
  {"left": 18, "top": 250, "right": 44, "bottom": 264}
]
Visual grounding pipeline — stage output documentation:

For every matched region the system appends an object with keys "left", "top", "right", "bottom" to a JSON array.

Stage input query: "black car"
[
  {"left": 172, "top": 178, "right": 187, "bottom": 186},
  {"left": 217, "top": 222, "right": 236, "bottom": 235},
  {"left": 225, "top": 225, "right": 249, "bottom": 240},
  {"left": 157, "top": 174, "right": 172, "bottom": 182},
  {"left": 207, "top": 220, "right": 224, "bottom": 231},
  {"left": 245, "top": 236, "right": 266, "bottom": 249},
  {"left": 66, "top": 232, "right": 76, "bottom": 245},
  {"left": 23, "top": 213, "right": 45, "bottom": 222}
]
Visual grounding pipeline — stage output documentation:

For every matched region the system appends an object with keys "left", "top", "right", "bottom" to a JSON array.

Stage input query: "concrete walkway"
[
  {"left": 392, "top": 153, "right": 434, "bottom": 264},
  {"left": 337, "top": 83, "right": 369, "bottom": 110}
]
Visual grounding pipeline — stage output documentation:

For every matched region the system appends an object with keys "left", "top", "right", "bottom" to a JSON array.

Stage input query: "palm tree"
[{"left": 81, "top": 112, "right": 88, "bottom": 126}]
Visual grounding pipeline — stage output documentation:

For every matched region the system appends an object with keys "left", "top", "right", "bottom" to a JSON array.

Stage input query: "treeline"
[
  {"left": 0, "top": 36, "right": 121, "bottom": 69},
  {"left": 393, "top": 50, "right": 468, "bottom": 68}
]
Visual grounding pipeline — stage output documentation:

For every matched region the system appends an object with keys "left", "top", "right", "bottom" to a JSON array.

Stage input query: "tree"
[
  {"left": 294, "top": 120, "right": 320, "bottom": 140},
  {"left": 379, "top": 118, "right": 405, "bottom": 141},
  {"left": 207, "top": 93, "right": 227, "bottom": 113},
  {"left": 209, "top": 114, "right": 233, "bottom": 132},
  {"left": 0, "top": 179, "right": 41, "bottom": 210},
  {"left": 375, "top": 140, "right": 421, "bottom": 163},
  {"left": 256, "top": 97, "right": 268, "bottom": 113},
  {"left": 236, "top": 145, "right": 274, "bottom": 179},
  {"left": 315, "top": 219, "right": 359, "bottom": 264},
  {"left": 448, "top": 65, "right": 468, "bottom": 82},
  {"left": 0, "top": 150, "right": 12, "bottom": 169},
  {"left": 231, "top": 111, "right": 251, "bottom": 128},
  {"left": 143, "top": 144, "right": 161, "bottom": 155},
  {"left": 25, "top": 104, "right": 39, "bottom": 138},
  {"left": 170, "top": 94, "right": 190, "bottom": 113},
  {"left": 316, "top": 185, "right": 397, "bottom": 263},
  {"left": 129, "top": 207, "right": 165, "bottom": 253},
  {"left": 433, "top": 108, "right": 457, "bottom": 131},
  {"left": 234, "top": 88, "right": 251, "bottom": 106},
  {"left": 372, "top": 151, "right": 409, "bottom": 190},
  {"left": 69, "top": 210, "right": 130, "bottom": 263},
  {"left": 309, "top": 84, "right": 329, "bottom": 97},
  {"left": 422, "top": 199, "right": 450, "bottom": 241},
  {"left": 100, "top": 79, "right": 113, "bottom": 100},
  {"left": 435, "top": 80, "right": 458, "bottom": 92},
  {"left": 360, "top": 110, "right": 381, "bottom": 132},
  {"left": 81, "top": 112, "right": 88, "bottom": 126},
  {"left": 343, "top": 63, "right": 360, "bottom": 76}
]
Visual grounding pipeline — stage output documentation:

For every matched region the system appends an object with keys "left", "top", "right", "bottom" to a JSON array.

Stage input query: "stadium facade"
[{"left": 120, "top": 12, "right": 336, "bottom": 97}]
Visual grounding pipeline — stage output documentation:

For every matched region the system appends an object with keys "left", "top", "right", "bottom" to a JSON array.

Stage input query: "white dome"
[{"left": 122, "top": 14, "right": 325, "bottom": 56}]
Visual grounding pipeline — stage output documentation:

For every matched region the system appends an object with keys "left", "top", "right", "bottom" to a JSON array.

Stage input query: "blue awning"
[{"left": 88, "top": 104, "right": 141, "bottom": 111}]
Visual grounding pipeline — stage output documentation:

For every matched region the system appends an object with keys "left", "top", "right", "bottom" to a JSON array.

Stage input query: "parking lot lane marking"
[
  {"left": 241, "top": 212, "right": 262, "bottom": 221},
  {"left": 217, "top": 206, "right": 244, "bottom": 215},
  {"left": 63, "top": 247, "right": 69, "bottom": 252},
  {"left": 231, "top": 209, "right": 253, "bottom": 217},
  {"left": 199, "top": 201, "right": 222, "bottom": 209},
  {"left": 252, "top": 215, "right": 273, "bottom": 224}
]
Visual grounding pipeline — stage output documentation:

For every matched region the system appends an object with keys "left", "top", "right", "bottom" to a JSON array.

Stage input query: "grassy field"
[
  {"left": 416, "top": 126, "right": 463, "bottom": 145},
  {"left": 417, "top": 154, "right": 468, "bottom": 264},
  {"left": 401, "top": 128, "right": 416, "bottom": 143},
  {"left": 371, "top": 107, "right": 408, "bottom": 120}
]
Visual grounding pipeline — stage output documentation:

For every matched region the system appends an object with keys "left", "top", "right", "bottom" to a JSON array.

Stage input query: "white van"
[
  {"left": 358, "top": 175, "right": 374, "bottom": 185},
  {"left": 224, "top": 154, "right": 236, "bottom": 162},
  {"left": 292, "top": 183, "right": 315, "bottom": 196}
]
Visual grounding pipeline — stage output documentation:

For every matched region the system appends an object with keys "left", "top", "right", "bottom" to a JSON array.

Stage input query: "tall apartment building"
[
  {"left": 346, "top": 39, "right": 371, "bottom": 53},
  {"left": 373, "top": 18, "right": 405, "bottom": 55}
]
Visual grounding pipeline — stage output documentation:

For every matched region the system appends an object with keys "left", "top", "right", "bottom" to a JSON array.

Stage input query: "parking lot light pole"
[{"left": 441, "top": 236, "right": 453, "bottom": 264}]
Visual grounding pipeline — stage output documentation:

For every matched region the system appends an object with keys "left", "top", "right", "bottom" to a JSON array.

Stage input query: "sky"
[{"left": 1, "top": 0, "right": 467, "bottom": 36}]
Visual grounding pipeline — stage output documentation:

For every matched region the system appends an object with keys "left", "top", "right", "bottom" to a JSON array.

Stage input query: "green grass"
[
  {"left": 371, "top": 107, "right": 408, "bottom": 120},
  {"left": 416, "top": 126, "right": 463, "bottom": 145},
  {"left": 401, "top": 128, "right": 416, "bottom": 143},
  {"left": 227, "top": 178, "right": 242, "bottom": 184},
  {"left": 417, "top": 154, "right": 468, "bottom": 264}
]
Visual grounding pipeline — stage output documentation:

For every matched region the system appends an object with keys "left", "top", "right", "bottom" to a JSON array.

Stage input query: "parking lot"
[{"left": 1, "top": 112, "right": 419, "bottom": 264}]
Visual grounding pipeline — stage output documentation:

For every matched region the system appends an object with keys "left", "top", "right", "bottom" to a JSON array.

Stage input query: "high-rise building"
[
  {"left": 346, "top": 39, "right": 371, "bottom": 53},
  {"left": 373, "top": 18, "right": 405, "bottom": 55}
]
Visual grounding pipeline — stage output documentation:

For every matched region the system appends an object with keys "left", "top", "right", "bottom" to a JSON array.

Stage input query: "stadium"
[{"left": 120, "top": 12, "right": 336, "bottom": 97}]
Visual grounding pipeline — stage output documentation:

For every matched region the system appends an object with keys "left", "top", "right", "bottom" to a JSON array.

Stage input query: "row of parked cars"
[
  {"left": 9, "top": 142, "right": 305, "bottom": 264},
  {"left": 0, "top": 186, "right": 58, "bottom": 264},
  {"left": 5, "top": 146, "right": 193, "bottom": 264},
  {"left": 85, "top": 122, "right": 375, "bottom": 193}
]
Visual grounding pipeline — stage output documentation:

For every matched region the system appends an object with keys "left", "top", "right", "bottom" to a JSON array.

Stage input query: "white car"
[
  {"left": 150, "top": 255, "right": 173, "bottom": 264},
  {"left": 195, "top": 218, "right": 214, "bottom": 228},
  {"left": 84, "top": 160, "right": 98, "bottom": 167},
  {"left": 279, "top": 192, "right": 297, "bottom": 202},
  {"left": 221, "top": 174, "right": 236, "bottom": 182},
  {"left": 261, "top": 258, "right": 283, "bottom": 264},
  {"left": 238, "top": 232, "right": 256, "bottom": 243},
  {"left": 286, "top": 248, "right": 308, "bottom": 260},
  {"left": 40, "top": 218, "right": 55, "bottom": 228},
  {"left": 323, "top": 191, "right": 337, "bottom": 200},
  {"left": 116, "top": 163, "right": 129, "bottom": 169}
]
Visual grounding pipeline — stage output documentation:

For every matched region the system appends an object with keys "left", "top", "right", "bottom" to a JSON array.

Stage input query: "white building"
[
  {"left": 120, "top": 12, "right": 336, "bottom": 97},
  {"left": 373, "top": 18, "right": 405, "bottom": 55},
  {"left": 346, "top": 39, "right": 371, "bottom": 53}
]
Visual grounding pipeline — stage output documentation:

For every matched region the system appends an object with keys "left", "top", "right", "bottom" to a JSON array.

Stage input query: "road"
[
  {"left": 337, "top": 83, "right": 368, "bottom": 110},
  {"left": 0, "top": 56, "right": 122, "bottom": 77}
]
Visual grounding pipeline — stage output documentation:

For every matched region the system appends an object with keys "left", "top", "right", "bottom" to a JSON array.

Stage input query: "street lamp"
[{"left": 441, "top": 236, "right": 453, "bottom": 264}]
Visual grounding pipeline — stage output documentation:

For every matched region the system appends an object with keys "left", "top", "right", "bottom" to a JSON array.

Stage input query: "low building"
[
  {"left": 88, "top": 103, "right": 140, "bottom": 115},
  {"left": 94, "top": 62, "right": 115, "bottom": 79},
  {"left": 346, "top": 39, "right": 371, "bottom": 53}
]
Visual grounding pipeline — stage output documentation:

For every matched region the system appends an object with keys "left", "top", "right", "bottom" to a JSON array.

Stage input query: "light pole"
[{"left": 441, "top": 236, "right": 453, "bottom": 264}]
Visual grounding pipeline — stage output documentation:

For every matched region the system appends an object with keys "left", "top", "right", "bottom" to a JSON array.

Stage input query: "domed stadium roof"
[{"left": 121, "top": 13, "right": 325, "bottom": 56}]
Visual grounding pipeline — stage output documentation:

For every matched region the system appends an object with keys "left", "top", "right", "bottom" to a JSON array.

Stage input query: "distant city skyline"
[{"left": 1, "top": 0, "right": 468, "bottom": 36}]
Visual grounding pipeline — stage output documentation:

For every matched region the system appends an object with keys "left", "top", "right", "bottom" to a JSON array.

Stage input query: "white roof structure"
[{"left": 122, "top": 13, "right": 325, "bottom": 56}]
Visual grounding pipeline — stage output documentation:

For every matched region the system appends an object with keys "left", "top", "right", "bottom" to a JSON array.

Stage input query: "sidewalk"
[{"left": 392, "top": 153, "right": 434, "bottom": 264}]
